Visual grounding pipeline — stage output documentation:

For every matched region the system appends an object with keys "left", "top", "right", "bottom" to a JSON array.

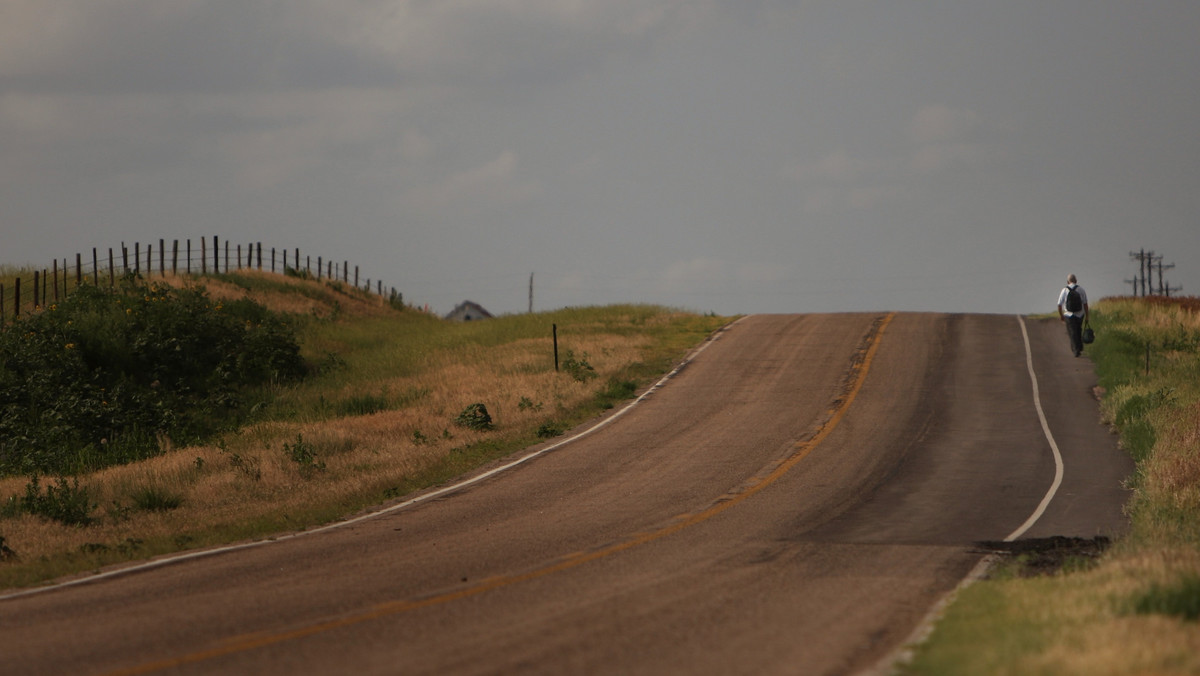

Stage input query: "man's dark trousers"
[{"left": 1065, "top": 315, "right": 1084, "bottom": 356}]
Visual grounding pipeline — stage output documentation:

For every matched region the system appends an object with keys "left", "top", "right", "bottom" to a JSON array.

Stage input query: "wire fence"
[{"left": 1, "top": 237, "right": 398, "bottom": 323}]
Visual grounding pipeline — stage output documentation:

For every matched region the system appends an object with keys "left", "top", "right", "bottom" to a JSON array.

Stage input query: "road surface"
[{"left": 0, "top": 313, "right": 1133, "bottom": 675}]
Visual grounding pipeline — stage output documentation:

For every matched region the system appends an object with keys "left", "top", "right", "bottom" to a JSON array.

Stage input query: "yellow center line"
[{"left": 106, "top": 312, "right": 895, "bottom": 676}]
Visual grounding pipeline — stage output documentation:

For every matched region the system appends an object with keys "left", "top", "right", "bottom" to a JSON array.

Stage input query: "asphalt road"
[{"left": 0, "top": 313, "right": 1134, "bottom": 676}]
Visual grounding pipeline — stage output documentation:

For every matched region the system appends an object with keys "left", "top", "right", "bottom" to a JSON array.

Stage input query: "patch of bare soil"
[{"left": 975, "top": 536, "right": 1112, "bottom": 577}]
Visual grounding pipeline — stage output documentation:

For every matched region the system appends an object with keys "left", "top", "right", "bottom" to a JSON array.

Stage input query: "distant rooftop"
[{"left": 444, "top": 300, "right": 493, "bottom": 322}]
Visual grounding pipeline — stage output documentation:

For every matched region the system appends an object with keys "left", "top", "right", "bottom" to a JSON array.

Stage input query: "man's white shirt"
[{"left": 1057, "top": 284, "right": 1088, "bottom": 317}]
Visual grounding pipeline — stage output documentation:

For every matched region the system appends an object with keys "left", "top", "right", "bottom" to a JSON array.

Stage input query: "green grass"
[
  {"left": 0, "top": 276, "right": 305, "bottom": 476},
  {"left": 1130, "top": 575, "right": 1200, "bottom": 622},
  {"left": 130, "top": 485, "right": 184, "bottom": 512},
  {"left": 0, "top": 270, "right": 730, "bottom": 588},
  {"left": 905, "top": 580, "right": 1055, "bottom": 675},
  {"left": 902, "top": 297, "right": 1200, "bottom": 675}
]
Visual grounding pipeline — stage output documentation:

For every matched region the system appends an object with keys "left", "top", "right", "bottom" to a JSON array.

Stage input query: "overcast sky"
[{"left": 3, "top": 1, "right": 1197, "bottom": 317}]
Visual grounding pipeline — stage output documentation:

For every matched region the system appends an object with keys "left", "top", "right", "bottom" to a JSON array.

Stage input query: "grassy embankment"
[
  {"left": 0, "top": 269, "right": 728, "bottom": 589},
  {"left": 906, "top": 297, "right": 1200, "bottom": 675}
]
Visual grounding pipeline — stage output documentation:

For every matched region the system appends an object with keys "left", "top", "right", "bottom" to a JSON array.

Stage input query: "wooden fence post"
[{"left": 0, "top": 240, "right": 389, "bottom": 319}]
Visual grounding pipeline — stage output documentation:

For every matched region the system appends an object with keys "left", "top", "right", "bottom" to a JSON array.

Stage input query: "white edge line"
[
  {"left": 859, "top": 314, "right": 1066, "bottom": 676},
  {"left": 1008, "top": 314, "right": 1065, "bottom": 542},
  {"left": 0, "top": 316, "right": 751, "bottom": 602}
]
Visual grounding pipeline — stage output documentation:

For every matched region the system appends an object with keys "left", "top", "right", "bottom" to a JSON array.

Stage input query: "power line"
[{"left": 1128, "top": 248, "right": 1183, "bottom": 297}]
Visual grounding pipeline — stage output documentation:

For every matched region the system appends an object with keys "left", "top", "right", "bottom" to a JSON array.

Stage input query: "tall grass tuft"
[
  {"left": 1130, "top": 575, "right": 1200, "bottom": 621},
  {"left": 130, "top": 485, "right": 184, "bottom": 512}
]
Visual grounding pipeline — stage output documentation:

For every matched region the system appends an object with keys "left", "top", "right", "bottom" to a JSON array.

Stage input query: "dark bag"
[
  {"left": 1065, "top": 286, "right": 1083, "bottom": 313},
  {"left": 1082, "top": 321, "right": 1095, "bottom": 344}
]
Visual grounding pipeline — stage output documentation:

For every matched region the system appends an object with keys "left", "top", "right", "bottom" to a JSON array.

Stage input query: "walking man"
[{"left": 1057, "top": 274, "right": 1089, "bottom": 357}]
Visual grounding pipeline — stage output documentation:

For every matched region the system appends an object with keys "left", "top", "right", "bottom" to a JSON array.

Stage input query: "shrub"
[
  {"left": 518, "top": 396, "right": 543, "bottom": 412},
  {"left": 283, "top": 434, "right": 326, "bottom": 477},
  {"left": 131, "top": 485, "right": 184, "bottom": 512},
  {"left": 561, "top": 350, "right": 597, "bottom": 382},
  {"left": 454, "top": 403, "right": 494, "bottom": 431},
  {"left": 536, "top": 422, "right": 563, "bottom": 438},
  {"left": 0, "top": 275, "right": 306, "bottom": 475},
  {"left": 283, "top": 265, "right": 312, "bottom": 280},
  {"left": 387, "top": 289, "right": 405, "bottom": 311},
  {"left": 596, "top": 379, "right": 638, "bottom": 410},
  {"left": 20, "top": 476, "right": 95, "bottom": 526}
]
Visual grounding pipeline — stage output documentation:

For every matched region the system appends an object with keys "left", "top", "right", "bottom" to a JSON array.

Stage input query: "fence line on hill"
[{"left": 1, "top": 237, "right": 399, "bottom": 323}]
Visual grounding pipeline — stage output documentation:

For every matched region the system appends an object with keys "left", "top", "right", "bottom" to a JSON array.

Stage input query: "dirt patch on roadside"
[{"left": 975, "top": 536, "right": 1112, "bottom": 577}]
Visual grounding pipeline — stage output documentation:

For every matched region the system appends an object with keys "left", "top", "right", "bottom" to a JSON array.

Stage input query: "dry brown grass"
[
  {"left": 1146, "top": 402, "right": 1200, "bottom": 511},
  {"left": 150, "top": 270, "right": 397, "bottom": 320},
  {"left": 0, "top": 284, "right": 725, "bottom": 588}
]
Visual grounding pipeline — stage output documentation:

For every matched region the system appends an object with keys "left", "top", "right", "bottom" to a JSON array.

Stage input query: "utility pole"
[
  {"left": 1128, "top": 248, "right": 1182, "bottom": 297},
  {"left": 1142, "top": 250, "right": 1153, "bottom": 296},
  {"left": 1154, "top": 257, "right": 1176, "bottom": 296},
  {"left": 528, "top": 272, "right": 534, "bottom": 314},
  {"left": 1129, "top": 249, "right": 1143, "bottom": 296},
  {"left": 1129, "top": 249, "right": 1153, "bottom": 296}
]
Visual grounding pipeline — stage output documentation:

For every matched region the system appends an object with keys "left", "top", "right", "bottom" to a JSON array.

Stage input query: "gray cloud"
[{"left": 2, "top": 2, "right": 1198, "bottom": 316}]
